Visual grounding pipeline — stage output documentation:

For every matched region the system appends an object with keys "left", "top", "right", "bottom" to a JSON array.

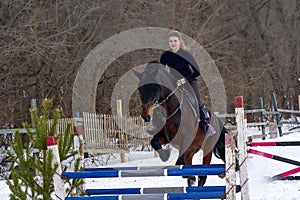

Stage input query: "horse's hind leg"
[
  {"left": 198, "top": 151, "right": 212, "bottom": 186},
  {"left": 151, "top": 133, "right": 170, "bottom": 162}
]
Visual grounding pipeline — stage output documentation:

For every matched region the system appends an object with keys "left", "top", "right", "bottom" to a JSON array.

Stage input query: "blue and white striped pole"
[
  {"left": 85, "top": 185, "right": 241, "bottom": 195},
  {"left": 62, "top": 165, "right": 225, "bottom": 179},
  {"left": 84, "top": 164, "right": 224, "bottom": 171},
  {"left": 65, "top": 191, "right": 225, "bottom": 200}
]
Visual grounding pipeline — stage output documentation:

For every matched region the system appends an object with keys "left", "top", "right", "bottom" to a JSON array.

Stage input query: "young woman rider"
[{"left": 159, "top": 30, "right": 215, "bottom": 135}]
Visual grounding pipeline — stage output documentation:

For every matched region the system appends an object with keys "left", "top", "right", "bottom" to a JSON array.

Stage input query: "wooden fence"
[
  {"left": 216, "top": 92, "right": 300, "bottom": 140},
  {"left": 81, "top": 112, "right": 151, "bottom": 152},
  {"left": 0, "top": 113, "right": 152, "bottom": 163}
]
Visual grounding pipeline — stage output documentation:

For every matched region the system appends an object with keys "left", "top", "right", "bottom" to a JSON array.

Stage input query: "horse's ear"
[{"left": 132, "top": 69, "right": 142, "bottom": 79}]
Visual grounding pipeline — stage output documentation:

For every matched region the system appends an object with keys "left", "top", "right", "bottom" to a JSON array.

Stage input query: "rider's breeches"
[{"left": 189, "top": 79, "right": 203, "bottom": 108}]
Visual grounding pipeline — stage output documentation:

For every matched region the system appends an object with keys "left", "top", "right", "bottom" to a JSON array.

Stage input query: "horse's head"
[
  {"left": 133, "top": 61, "right": 163, "bottom": 122},
  {"left": 138, "top": 83, "right": 162, "bottom": 122}
]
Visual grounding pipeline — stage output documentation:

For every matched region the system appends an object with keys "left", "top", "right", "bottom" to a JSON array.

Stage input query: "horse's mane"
[{"left": 143, "top": 60, "right": 179, "bottom": 90}]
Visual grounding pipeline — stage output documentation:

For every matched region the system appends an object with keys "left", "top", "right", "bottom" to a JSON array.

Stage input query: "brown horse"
[{"left": 133, "top": 61, "right": 227, "bottom": 186}]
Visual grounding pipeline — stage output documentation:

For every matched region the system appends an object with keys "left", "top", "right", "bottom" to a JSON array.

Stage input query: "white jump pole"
[
  {"left": 47, "top": 136, "right": 66, "bottom": 200},
  {"left": 235, "top": 96, "right": 250, "bottom": 200},
  {"left": 225, "top": 133, "right": 236, "bottom": 200}
]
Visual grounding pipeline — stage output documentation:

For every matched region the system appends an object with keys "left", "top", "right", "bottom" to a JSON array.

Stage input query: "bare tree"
[{"left": 0, "top": 0, "right": 299, "bottom": 128}]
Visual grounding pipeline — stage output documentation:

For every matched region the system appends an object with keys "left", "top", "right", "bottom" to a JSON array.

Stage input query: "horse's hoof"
[
  {"left": 157, "top": 149, "right": 170, "bottom": 162},
  {"left": 187, "top": 176, "right": 197, "bottom": 186},
  {"left": 218, "top": 173, "right": 225, "bottom": 179},
  {"left": 198, "top": 176, "right": 207, "bottom": 186}
]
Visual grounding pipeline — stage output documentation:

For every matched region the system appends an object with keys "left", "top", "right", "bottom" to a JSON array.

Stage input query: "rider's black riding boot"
[{"left": 199, "top": 106, "right": 216, "bottom": 136}]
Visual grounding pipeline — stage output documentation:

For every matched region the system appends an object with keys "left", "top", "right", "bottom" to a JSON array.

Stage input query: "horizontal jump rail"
[
  {"left": 248, "top": 149, "right": 300, "bottom": 166},
  {"left": 271, "top": 167, "right": 300, "bottom": 181},
  {"left": 0, "top": 128, "right": 35, "bottom": 134},
  {"left": 62, "top": 165, "right": 225, "bottom": 179},
  {"left": 65, "top": 191, "right": 225, "bottom": 200},
  {"left": 84, "top": 164, "right": 225, "bottom": 171},
  {"left": 86, "top": 185, "right": 241, "bottom": 195},
  {"left": 248, "top": 147, "right": 300, "bottom": 181},
  {"left": 249, "top": 141, "right": 300, "bottom": 147},
  {"left": 281, "top": 121, "right": 300, "bottom": 125},
  {"left": 273, "top": 176, "right": 300, "bottom": 181},
  {"left": 277, "top": 108, "right": 300, "bottom": 114}
]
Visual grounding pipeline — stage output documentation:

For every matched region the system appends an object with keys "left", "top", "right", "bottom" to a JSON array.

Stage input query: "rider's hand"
[{"left": 177, "top": 78, "right": 186, "bottom": 86}]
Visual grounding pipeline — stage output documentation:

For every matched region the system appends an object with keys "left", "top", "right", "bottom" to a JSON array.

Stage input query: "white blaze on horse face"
[{"left": 144, "top": 102, "right": 155, "bottom": 116}]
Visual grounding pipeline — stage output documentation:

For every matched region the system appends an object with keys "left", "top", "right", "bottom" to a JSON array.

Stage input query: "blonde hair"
[{"left": 168, "top": 30, "right": 186, "bottom": 49}]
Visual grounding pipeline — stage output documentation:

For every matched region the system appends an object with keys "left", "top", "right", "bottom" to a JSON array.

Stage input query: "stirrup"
[
  {"left": 205, "top": 124, "right": 216, "bottom": 136},
  {"left": 145, "top": 124, "right": 157, "bottom": 135},
  {"left": 200, "top": 120, "right": 216, "bottom": 136}
]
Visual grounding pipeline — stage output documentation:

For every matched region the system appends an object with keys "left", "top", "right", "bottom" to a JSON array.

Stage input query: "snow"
[{"left": 1, "top": 126, "right": 300, "bottom": 200}]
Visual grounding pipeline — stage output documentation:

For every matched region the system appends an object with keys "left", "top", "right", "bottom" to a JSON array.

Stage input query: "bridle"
[{"left": 151, "top": 85, "right": 184, "bottom": 123}]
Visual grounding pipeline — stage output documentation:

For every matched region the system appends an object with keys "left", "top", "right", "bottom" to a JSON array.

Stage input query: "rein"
[
  {"left": 156, "top": 85, "right": 181, "bottom": 105},
  {"left": 153, "top": 85, "right": 183, "bottom": 122},
  {"left": 151, "top": 84, "right": 201, "bottom": 150}
]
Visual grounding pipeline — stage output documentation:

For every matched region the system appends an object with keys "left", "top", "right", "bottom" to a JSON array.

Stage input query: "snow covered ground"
[{"left": 1, "top": 126, "right": 300, "bottom": 200}]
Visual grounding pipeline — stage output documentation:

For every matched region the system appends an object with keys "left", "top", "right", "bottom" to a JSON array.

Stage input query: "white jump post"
[
  {"left": 47, "top": 136, "right": 66, "bottom": 200},
  {"left": 235, "top": 96, "right": 250, "bottom": 200},
  {"left": 225, "top": 133, "right": 236, "bottom": 200},
  {"left": 298, "top": 95, "right": 300, "bottom": 111},
  {"left": 73, "top": 112, "right": 85, "bottom": 170},
  {"left": 73, "top": 133, "right": 85, "bottom": 194},
  {"left": 116, "top": 99, "right": 126, "bottom": 163}
]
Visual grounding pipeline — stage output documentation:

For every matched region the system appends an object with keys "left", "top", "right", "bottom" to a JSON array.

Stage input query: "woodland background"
[{"left": 0, "top": 0, "right": 299, "bottom": 128}]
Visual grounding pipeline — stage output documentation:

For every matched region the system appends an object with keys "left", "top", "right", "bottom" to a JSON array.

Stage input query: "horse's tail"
[{"left": 213, "top": 116, "right": 227, "bottom": 163}]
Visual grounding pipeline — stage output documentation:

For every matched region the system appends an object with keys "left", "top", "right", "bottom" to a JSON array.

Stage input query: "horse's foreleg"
[
  {"left": 151, "top": 134, "right": 170, "bottom": 162},
  {"left": 183, "top": 151, "right": 198, "bottom": 186},
  {"left": 175, "top": 154, "right": 185, "bottom": 165},
  {"left": 176, "top": 153, "right": 194, "bottom": 184},
  {"left": 198, "top": 151, "right": 213, "bottom": 186}
]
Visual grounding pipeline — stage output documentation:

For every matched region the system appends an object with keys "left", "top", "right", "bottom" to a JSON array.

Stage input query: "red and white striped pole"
[
  {"left": 235, "top": 96, "right": 250, "bottom": 200},
  {"left": 47, "top": 136, "right": 66, "bottom": 200}
]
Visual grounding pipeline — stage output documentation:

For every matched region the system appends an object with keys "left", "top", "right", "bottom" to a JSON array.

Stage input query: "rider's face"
[{"left": 169, "top": 36, "right": 181, "bottom": 53}]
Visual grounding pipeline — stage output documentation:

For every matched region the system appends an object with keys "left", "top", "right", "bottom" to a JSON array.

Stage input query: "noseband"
[{"left": 141, "top": 101, "right": 155, "bottom": 110}]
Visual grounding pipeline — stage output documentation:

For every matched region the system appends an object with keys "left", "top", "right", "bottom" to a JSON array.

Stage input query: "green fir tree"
[{"left": 5, "top": 99, "right": 84, "bottom": 200}]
